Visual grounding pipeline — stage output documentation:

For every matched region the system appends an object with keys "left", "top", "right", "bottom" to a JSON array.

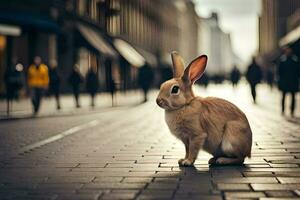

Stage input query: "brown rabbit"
[{"left": 156, "top": 52, "right": 252, "bottom": 166}]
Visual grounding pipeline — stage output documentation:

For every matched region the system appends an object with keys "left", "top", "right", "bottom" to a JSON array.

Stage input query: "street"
[{"left": 0, "top": 83, "right": 300, "bottom": 200}]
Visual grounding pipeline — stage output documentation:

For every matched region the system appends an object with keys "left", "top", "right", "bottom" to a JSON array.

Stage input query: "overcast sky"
[{"left": 194, "top": 0, "right": 261, "bottom": 63}]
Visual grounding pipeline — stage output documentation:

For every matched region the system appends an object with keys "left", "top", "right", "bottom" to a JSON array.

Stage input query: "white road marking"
[{"left": 18, "top": 120, "right": 100, "bottom": 154}]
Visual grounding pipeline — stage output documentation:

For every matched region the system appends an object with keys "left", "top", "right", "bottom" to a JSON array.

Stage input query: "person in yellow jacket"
[{"left": 27, "top": 56, "right": 49, "bottom": 114}]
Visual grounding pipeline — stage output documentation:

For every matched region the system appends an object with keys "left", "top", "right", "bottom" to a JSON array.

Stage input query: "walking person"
[
  {"left": 266, "top": 67, "right": 274, "bottom": 90},
  {"left": 230, "top": 65, "right": 241, "bottom": 87},
  {"left": 277, "top": 47, "right": 300, "bottom": 117},
  {"left": 246, "top": 57, "right": 262, "bottom": 103},
  {"left": 68, "top": 64, "right": 83, "bottom": 108},
  {"left": 49, "top": 60, "right": 61, "bottom": 110},
  {"left": 4, "top": 60, "right": 25, "bottom": 115},
  {"left": 27, "top": 56, "right": 49, "bottom": 115},
  {"left": 86, "top": 67, "right": 99, "bottom": 107},
  {"left": 109, "top": 78, "right": 116, "bottom": 106},
  {"left": 138, "top": 62, "right": 154, "bottom": 102}
]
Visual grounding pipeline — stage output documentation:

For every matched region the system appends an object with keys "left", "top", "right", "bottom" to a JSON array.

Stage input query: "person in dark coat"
[
  {"left": 4, "top": 61, "right": 25, "bottom": 114},
  {"left": 246, "top": 57, "right": 262, "bottom": 103},
  {"left": 138, "top": 62, "right": 154, "bottom": 102},
  {"left": 160, "top": 63, "right": 173, "bottom": 85},
  {"left": 197, "top": 72, "right": 209, "bottom": 88},
  {"left": 49, "top": 60, "right": 61, "bottom": 110},
  {"left": 266, "top": 67, "right": 274, "bottom": 90},
  {"left": 277, "top": 47, "right": 300, "bottom": 116},
  {"left": 109, "top": 78, "right": 116, "bottom": 106},
  {"left": 86, "top": 67, "right": 99, "bottom": 107},
  {"left": 230, "top": 65, "right": 241, "bottom": 87},
  {"left": 68, "top": 64, "right": 84, "bottom": 108}
]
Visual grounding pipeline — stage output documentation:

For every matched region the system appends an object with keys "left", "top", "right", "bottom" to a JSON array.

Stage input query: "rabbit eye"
[{"left": 171, "top": 85, "right": 180, "bottom": 94}]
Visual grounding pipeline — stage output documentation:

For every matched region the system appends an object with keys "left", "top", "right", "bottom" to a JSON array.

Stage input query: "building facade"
[
  {"left": 259, "top": 0, "right": 300, "bottom": 57},
  {"left": 0, "top": 0, "right": 200, "bottom": 95},
  {"left": 198, "top": 13, "right": 235, "bottom": 77}
]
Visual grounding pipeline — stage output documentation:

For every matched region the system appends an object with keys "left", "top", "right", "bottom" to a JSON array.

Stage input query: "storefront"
[{"left": 0, "top": 11, "right": 60, "bottom": 96}]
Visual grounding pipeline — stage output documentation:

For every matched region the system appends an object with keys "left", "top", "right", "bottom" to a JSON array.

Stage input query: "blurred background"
[{"left": 0, "top": 0, "right": 299, "bottom": 116}]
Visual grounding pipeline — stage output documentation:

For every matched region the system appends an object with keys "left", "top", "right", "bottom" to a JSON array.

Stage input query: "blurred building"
[
  {"left": 103, "top": 0, "right": 181, "bottom": 90},
  {"left": 175, "top": 1, "right": 199, "bottom": 64},
  {"left": 287, "top": 8, "right": 300, "bottom": 32},
  {"left": 259, "top": 0, "right": 300, "bottom": 59},
  {"left": 0, "top": 0, "right": 200, "bottom": 95},
  {"left": 280, "top": 8, "right": 300, "bottom": 57},
  {"left": 198, "top": 13, "right": 235, "bottom": 79}
]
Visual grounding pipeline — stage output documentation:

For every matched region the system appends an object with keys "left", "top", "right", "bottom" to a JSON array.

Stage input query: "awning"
[
  {"left": 113, "top": 38, "right": 145, "bottom": 67},
  {"left": 134, "top": 46, "right": 158, "bottom": 67},
  {"left": 0, "top": 24, "right": 21, "bottom": 36},
  {"left": 77, "top": 23, "right": 117, "bottom": 58},
  {"left": 0, "top": 11, "right": 60, "bottom": 33},
  {"left": 279, "top": 25, "right": 300, "bottom": 47}
]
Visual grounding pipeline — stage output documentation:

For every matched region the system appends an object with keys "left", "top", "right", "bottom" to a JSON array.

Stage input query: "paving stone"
[
  {"left": 138, "top": 189, "right": 174, "bottom": 200},
  {"left": 265, "top": 190, "right": 296, "bottom": 197},
  {"left": 269, "top": 164, "right": 299, "bottom": 168},
  {"left": 278, "top": 178, "right": 300, "bottom": 183},
  {"left": 153, "top": 178, "right": 179, "bottom": 183},
  {"left": 83, "top": 183, "right": 146, "bottom": 189},
  {"left": 251, "top": 183, "right": 300, "bottom": 191},
  {"left": 35, "top": 183, "right": 82, "bottom": 189},
  {"left": 213, "top": 177, "right": 278, "bottom": 183},
  {"left": 101, "top": 192, "right": 136, "bottom": 200},
  {"left": 56, "top": 193, "right": 101, "bottom": 200},
  {"left": 122, "top": 177, "right": 153, "bottom": 183},
  {"left": 216, "top": 183, "right": 250, "bottom": 191},
  {"left": 174, "top": 195, "right": 222, "bottom": 200},
  {"left": 147, "top": 182, "right": 178, "bottom": 190},
  {"left": 93, "top": 177, "right": 123, "bottom": 183},
  {"left": 243, "top": 172, "right": 275, "bottom": 177},
  {"left": 274, "top": 172, "right": 300, "bottom": 177},
  {"left": 45, "top": 177, "right": 94, "bottom": 183},
  {"left": 224, "top": 191, "right": 266, "bottom": 198}
]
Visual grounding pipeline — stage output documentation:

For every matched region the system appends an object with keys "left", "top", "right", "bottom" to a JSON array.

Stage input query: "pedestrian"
[
  {"left": 138, "top": 62, "right": 154, "bottom": 102},
  {"left": 196, "top": 72, "right": 209, "bottom": 88},
  {"left": 86, "top": 67, "right": 99, "bottom": 107},
  {"left": 49, "top": 60, "right": 61, "bottom": 110},
  {"left": 27, "top": 56, "right": 49, "bottom": 115},
  {"left": 109, "top": 78, "right": 116, "bottom": 106},
  {"left": 246, "top": 57, "right": 262, "bottom": 103},
  {"left": 266, "top": 67, "right": 274, "bottom": 90},
  {"left": 160, "top": 63, "right": 173, "bottom": 85},
  {"left": 277, "top": 47, "right": 300, "bottom": 117},
  {"left": 230, "top": 65, "right": 241, "bottom": 87},
  {"left": 68, "top": 64, "right": 83, "bottom": 108},
  {"left": 4, "top": 60, "right": 25, "bottom": 115}
]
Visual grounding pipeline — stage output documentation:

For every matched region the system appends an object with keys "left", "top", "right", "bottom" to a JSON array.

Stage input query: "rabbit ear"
[
  {"left": 183, "top": 55, "right": 208, "bottom": 84},
  {"left": 171, "top": 51, "right": 185, "bottom": 78}
]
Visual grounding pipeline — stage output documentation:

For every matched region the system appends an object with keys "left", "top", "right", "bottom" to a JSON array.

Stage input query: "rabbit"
[{"left": 156, "top": 52, "right": 252, "bottom": 166}]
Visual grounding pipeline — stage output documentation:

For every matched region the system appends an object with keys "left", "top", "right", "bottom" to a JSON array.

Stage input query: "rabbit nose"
[{"left": 156, "top": 98, "right": 163, "bottom": 106}]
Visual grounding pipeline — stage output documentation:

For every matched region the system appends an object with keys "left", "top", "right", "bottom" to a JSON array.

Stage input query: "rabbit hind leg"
[{"left": 216, "top": 121, "right": 248, "bottom": 165}]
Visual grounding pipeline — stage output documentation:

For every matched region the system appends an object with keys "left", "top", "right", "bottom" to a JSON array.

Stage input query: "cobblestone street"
[{"left": 1, "top": 84, "right": 300, "bottom": 200}]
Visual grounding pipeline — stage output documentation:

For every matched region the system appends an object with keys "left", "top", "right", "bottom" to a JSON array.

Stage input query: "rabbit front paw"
[
  {"left": 178, "top": 159, "right": 194, "bottom": 167},
  {"left": 208, "top": 157, "right": 217, "bottom": 164}
]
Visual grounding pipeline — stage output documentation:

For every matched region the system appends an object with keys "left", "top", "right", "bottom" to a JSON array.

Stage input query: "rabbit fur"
[{"left": 156, "top": 52, "right": 252, "bottom": 166}]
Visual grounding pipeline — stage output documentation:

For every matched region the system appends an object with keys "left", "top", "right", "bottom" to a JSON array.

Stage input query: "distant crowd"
[{"left": 4, "top": 56, "right": 154, "bottom": 115}]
